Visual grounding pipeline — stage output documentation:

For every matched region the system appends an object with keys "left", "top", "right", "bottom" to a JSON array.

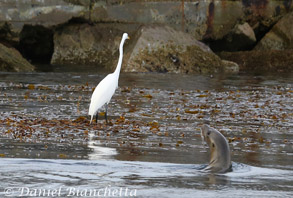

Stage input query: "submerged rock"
[
  {"left": 0, "top": 43, "right": 35, "bottom": 72},
  {"left": 255, "top": 12, "right": 293, "bottom": 50},
  {"left": 124, "top": 25, "right": 238, "bottom": 74},
  {"left": 221, "top": 60, "right": 240, "bottom": 73}
]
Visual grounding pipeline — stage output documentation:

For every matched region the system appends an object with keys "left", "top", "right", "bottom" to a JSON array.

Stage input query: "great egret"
[{"left": 88, "top": 33, "right": 130, "bottom": 124}]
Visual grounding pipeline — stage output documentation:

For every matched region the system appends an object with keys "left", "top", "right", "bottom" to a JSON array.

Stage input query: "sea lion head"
[{"left": 201, "top": 124, "right": 232, "bottom": 173}]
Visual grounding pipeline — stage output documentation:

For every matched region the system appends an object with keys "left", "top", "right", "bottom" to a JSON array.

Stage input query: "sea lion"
[{"left": 201, "top": 124, "right": 232, "bottom": 173}]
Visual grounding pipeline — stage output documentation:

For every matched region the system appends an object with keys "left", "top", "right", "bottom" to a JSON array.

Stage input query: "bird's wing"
[{"left": 88, "top": 74, "right": 117, "bottom": 116}]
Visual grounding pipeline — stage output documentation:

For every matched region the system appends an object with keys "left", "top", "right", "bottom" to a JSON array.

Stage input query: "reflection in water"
[
  {"left": 88, "top": 132, "right": 117, "bottom": 160},
  {"left": 205, "top": 174, "right": 230, "bottom": 187},
  {"left": 245, "top": 130, "right": 261, "bottom": 165},
  {"left": 245, "top": 148, "right": 261, "bottom": 165}
]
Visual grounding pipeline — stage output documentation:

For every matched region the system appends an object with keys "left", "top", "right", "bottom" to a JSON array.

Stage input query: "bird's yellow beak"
[{"left": 127, "top": 36, "right": 130, "bottom": 39}]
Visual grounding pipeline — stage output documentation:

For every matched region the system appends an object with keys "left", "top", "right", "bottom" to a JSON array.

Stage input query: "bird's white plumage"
[
  {"left": 88, "top": 33, "right": 129, "bottom": 123},
  {"left": 88, "top": 73, "right": 117, "bottom": 115}
]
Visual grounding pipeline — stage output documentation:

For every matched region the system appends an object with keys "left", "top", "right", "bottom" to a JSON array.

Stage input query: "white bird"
[{"left": 88, "top": 33, "right": 130, "bottom": 124}]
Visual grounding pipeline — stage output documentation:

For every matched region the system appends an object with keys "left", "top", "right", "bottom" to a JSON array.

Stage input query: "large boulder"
[
  {"left": 123, "top": 25, "right": 239, "bottom": 74},
  {"left": 255, "top": 12, "right": 293, "bottom": 50},
  {"left": 51, "top": 23, "right": 135, "bottom": 66},
  {"left": 0, "top": 43, "right": 35, "bottom": 72}
]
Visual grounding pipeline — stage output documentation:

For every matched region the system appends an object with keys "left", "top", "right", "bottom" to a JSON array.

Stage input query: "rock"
[
  {"left": 0, "top": 1, "right": 87, "bottom": 32},
  {"left": 51, "top": 23, "right": 131, "bottom": 66},
  {"left": 255, "top": 12, "right": 293, "bottom": 50},
  {"left": 1, "top": 1, "right": 291, "bottom": 41},
  {"left": 229, "top": 22, "right": 256, "bottom": 50},
  {"left": 0, "top": 22, "right": 19, "bottom": 47},
  {"left": 221, "top": 60, "right": 240, "bottom": 73},
  {"left": 207, "top": 22, "right": 257, "bottom": 51},
  {"left": 124, "top": 25, "right": 238, "bottom": 74},
  {"left": 0, "top": 43, "right": 35, "bottom": 72},
  {"left": 235, "top": 23, "right": 256, "bottom": 40},
  {"left": 218, "top": 50, "right": 293, "bottom": 73}
]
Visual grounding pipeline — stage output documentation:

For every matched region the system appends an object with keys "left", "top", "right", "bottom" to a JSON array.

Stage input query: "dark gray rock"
[
  {"left": 0, "top": 43, "right": 35, "bottom": 72},
  {"left": 255, "top": 12, "right": 293, "bottom": 50},
  {"left": 206, "top": 22, "right": 257, "bottom": 52},
  {"left": 0, "top": 22, "right": 18, "bottom": 47}
]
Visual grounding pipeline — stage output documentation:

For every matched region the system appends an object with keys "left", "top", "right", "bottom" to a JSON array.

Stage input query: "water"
[
  {"left": 0, "top": 159, "right": 292, "bottom": 198},
  {"left": 0, "top": 67, "right": 292, "bottom": 197}
]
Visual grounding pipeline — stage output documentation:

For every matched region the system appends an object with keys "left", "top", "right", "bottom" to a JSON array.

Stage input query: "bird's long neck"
[{"left": 114, "top": 38, "right": 126, "bottom": 76}]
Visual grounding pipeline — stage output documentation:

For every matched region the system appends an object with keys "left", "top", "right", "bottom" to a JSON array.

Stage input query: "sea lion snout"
[{"left": 201, "top": 124, "right": 212, "bottom": 145}]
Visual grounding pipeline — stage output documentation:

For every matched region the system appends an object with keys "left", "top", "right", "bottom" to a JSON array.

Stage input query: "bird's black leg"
[
  {"left": 105, "top": 104, "right": 108, "bottom": 124},
  {"left": 95, "top": 112, "right": 98, "bottom": 124}
]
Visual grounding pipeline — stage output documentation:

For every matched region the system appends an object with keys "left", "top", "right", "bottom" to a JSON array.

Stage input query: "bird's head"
[{"left": 123, "top": 33, "right": 130, "bottom": 40}]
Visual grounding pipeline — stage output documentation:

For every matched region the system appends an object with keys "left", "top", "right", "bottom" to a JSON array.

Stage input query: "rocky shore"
[{"left": 0, "top": 0, "right": 292, "bottom": 73}]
